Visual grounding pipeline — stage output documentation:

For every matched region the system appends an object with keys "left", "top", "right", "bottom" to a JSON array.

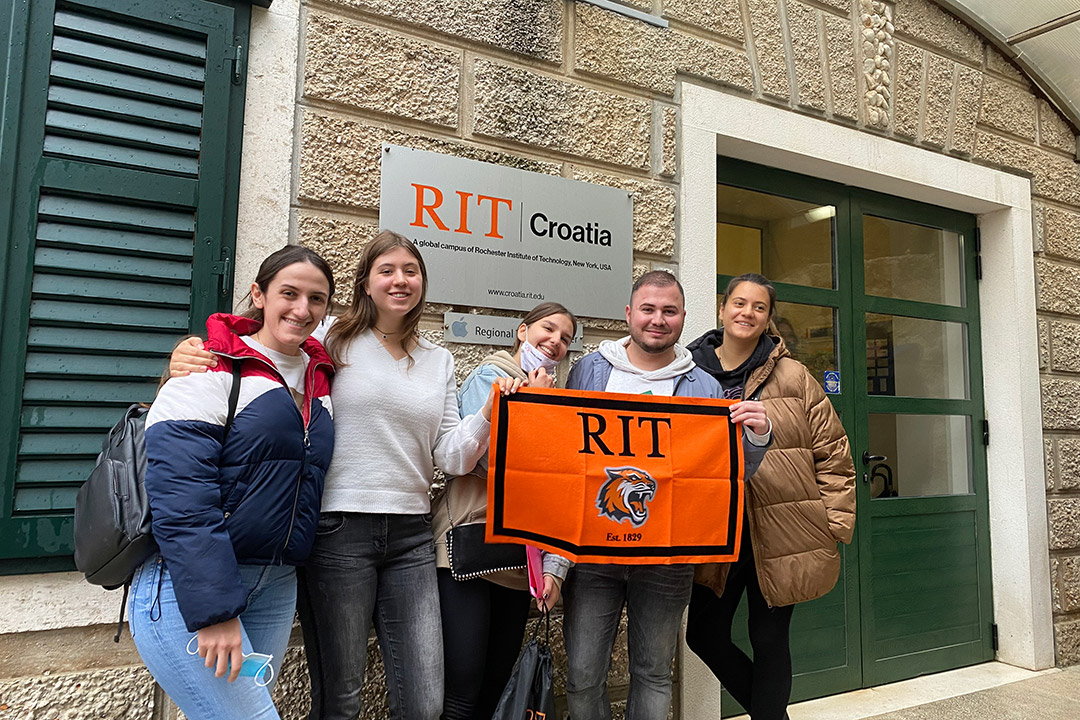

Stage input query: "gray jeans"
[
  {"left": 297, "top": 512, "right": 443, "bottom": 720},
  {"left": 563, "top": 563, "right": 695, "bottom": 720}
]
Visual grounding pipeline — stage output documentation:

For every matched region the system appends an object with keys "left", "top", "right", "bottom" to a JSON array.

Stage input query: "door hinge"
[
  {"left": 231, "top": 43, "right": 245, "bottom": 85},
  {"left": 209, "top": 245, "right": 232, "bottom": 297},
  {"left": 982, "top": 419, "right": 990, "bottom": 446},
  {"left": 991, "top": 623, "right": 999, "bottom": 651},
  {"left": 974, "top": 227, "right": 983, "bottom": 280}
]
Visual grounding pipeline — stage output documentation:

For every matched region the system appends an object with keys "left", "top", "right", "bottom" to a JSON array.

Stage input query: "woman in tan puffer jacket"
[{"left": 684, "top": 273, "right": 856, "bottom": 720}]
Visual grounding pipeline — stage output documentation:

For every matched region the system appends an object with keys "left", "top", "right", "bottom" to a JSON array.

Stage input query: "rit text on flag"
[{"left": 486, "top": 387, "right": 746, "bottom": 565}]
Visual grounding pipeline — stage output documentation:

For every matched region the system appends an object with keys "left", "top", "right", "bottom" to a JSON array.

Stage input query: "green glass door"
[
  {"left": 713, "top": 158, "right": 992, "bottom": 714},
  {"left": 851, "top": 193, "right": 994, "bottom": 686},
  {"left": 714, "top": 161, "right": 860, "bottom": 710}
]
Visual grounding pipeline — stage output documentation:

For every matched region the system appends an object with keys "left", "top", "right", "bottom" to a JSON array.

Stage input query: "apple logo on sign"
[{"left": 451, "top": 318, "right": 468, "bottom": 338}]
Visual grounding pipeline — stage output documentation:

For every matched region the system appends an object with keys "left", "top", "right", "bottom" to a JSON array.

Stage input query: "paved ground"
[
  {"left": 730, "top": 662, "right": 1080, "bottom": 720},
  {"left": 862, "top": 665, "right": 1080, "bottom": 720}
]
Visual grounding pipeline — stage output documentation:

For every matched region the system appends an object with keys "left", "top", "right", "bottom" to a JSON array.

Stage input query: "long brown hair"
[
  {"left": 510, "top": 302, "right": 578, "bottom": 355},
  {"left": 325, "top": 230, "right": 428, "bottom": 366}
]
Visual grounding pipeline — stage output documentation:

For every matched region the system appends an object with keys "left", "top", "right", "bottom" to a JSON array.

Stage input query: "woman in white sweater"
[
  {"left": 172, "top": 231, "right": 514, "bottom": 720},
  {"left": 301, "top": 229, "right": 511, "bottom": 720}
]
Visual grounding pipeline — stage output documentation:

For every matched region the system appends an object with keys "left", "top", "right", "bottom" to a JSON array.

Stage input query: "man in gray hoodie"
[{"left": 561, "top": 270, "right": 771, "bottom": 720}]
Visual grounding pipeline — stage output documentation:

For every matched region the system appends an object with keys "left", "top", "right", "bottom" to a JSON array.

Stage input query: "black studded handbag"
[{"left": 445, "top": 487, "right": 526, "bottom": 581}]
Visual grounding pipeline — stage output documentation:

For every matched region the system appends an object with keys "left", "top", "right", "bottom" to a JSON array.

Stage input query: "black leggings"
[
  {"left": 437, "top": 568, "right": 531, "bottom": 720},
  {"left": 685, "top": 550, "right": 795, "bottom": 720}
]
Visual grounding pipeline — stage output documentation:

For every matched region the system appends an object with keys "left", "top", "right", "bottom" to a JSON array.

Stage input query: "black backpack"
[
  {"left": 74, "top": 403, "right": 155, "bottom": 590},
  {"left": 73, "top": 362, "right": 242, "bottom": 639}
]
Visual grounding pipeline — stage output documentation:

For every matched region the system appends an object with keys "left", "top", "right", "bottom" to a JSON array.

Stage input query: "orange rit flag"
[{"left": 486, "top": 387, "right": 745, "bottom": 565}]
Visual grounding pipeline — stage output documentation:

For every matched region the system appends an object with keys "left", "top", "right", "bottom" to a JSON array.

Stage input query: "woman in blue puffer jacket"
[{"left": 128, "top": 245, "right": 336, "bottom": 720}]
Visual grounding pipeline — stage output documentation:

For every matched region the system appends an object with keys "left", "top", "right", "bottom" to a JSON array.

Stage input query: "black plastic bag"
[{"left": 492, "top": 612, "right": 555, "bottom": 720}]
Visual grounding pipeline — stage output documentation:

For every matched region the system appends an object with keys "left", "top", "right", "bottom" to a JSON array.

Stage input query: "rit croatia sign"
[{"left": 379, "top": 144, "right": 633, "bottom": 320}]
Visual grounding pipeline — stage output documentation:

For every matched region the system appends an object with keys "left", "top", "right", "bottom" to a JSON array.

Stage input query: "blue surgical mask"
[
  {"left": 519, "top": 339, "right": 558, "bottom": 374},
  {"left": 186, "top": 636, "right": 275, "bottom": 687}
]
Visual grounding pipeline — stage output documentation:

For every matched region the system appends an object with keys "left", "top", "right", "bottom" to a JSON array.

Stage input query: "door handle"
[{"left": 862, "top": 450, "right": 887, "bottom": 466}]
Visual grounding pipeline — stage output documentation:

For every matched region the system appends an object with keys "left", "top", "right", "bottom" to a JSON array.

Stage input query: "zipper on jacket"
[
  {"left": 673, "top": 373, "right": 693, "bottom": 394},
  {"left": 743, "top": 485, "right": 773, "bottom": 609},
  {"left": 215, "top": 351, "right": 331, "bottom": 563},
  {"left": 279, "top": 449, "right": 311, "bottom": 561},
  {"left": 279, "top": 358, "right": 330, "bottom": 561},
  {"left": 736, "top": 348, "right": 778, "bottom": 606}
]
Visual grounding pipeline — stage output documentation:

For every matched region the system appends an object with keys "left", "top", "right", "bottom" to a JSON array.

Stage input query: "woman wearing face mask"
[
  {"left": 682, "top": 273, "right": 856, "bottom": 720},
  {"left": 132, "top": 245, "right": 336, "bottom": 720},
  {"left": 170, "top": 231, "right": 516, "bottom": 720},
  {"left": 432, "top": 302, "right": 577, "bottom": 720}
]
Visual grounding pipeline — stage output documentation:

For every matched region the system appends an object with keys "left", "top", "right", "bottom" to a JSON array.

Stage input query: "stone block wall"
[
  {"left": 1041, "top": 199, "right": 1080, "bottom": 663},
  {"left": 0, "top": 625, "right": 159, "bottom": 719},
  {"left": 290, "top": 0, "right": 1080, "bottom": 687},
  {"left": 3, "top": 0, "right": 1078, "bottom": 718}
]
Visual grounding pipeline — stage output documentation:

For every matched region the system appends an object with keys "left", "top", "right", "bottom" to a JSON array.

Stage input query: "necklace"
[
  {"left": 718, "top": 343, "right": 745, "bottom": 371},
  {"left": 718, "top": 344, "right": 731, "bottom": 370},
  {"left": 373, "top": 325, "right": 399, "bottom": 340}
]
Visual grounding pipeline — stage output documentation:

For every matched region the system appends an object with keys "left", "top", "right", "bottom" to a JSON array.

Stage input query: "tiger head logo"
[{"left": 595, "top": 467, "right": 657, "bottom": 528}]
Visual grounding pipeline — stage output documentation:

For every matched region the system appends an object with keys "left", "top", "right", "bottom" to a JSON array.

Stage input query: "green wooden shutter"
[{"left": 0, "top": 0, "right": 249, "bottom": 567}]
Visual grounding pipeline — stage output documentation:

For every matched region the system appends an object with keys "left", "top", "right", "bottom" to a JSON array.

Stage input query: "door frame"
[
  {"left": 679, "top": 82, "right": 1052, "bottom": 720},
  {"left": 713, "top": 158, "right": 993, "bottom": 702}
]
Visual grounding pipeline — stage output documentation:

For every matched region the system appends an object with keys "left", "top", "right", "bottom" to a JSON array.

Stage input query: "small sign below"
[
  {"left": 444, "top": 312, "right": 583, "bottom": 352},
  {"left": 823, "top": 370, "right": 841, "bottom": 395}
]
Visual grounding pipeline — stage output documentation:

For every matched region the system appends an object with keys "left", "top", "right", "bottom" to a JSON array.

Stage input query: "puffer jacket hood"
[
  {"left": 691, "top": 330, "right": 855, "bottom": 607},
  {"left": 205, "top": 312, "right": 331, "bottom": 357},
  {"left": 204, "top": 313, "right": 333, "bottom": 416},
  {"left": 687, "top": 329, "right": 777, "bottom": 398},
  {"left": 145, "top": 313, "right": 335, "bottom": 631}
]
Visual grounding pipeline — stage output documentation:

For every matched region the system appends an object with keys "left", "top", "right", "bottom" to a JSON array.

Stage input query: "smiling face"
[
  {"left": 517, "top": 312, "right": 575, "bottom": 363},
  {"left": 251, "top": 261, "right": 331, "bottom": 355},
  {"left": 364, "top": 246, "right": 423, "bottom": 325},
  {"left": 626, "top": 283, "right": 685, "bottom": 355},
  {"left": 720, "top": 281, "right": 772, "bottom": 344}
]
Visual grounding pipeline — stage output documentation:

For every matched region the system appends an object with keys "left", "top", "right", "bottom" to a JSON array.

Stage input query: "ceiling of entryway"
[{"left": 938, "top": 1, "right": 1080, "bottom": 137}]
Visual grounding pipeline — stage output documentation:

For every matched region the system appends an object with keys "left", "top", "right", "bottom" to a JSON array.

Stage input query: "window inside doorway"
[
  {"left": 715, "top": 183, "right": 839, "bottom": 384},
  {"left": 716, "top": 184, "right": 836, "bottom": 290}
]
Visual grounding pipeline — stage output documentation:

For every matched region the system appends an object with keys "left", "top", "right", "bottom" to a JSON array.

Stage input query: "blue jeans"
[
  {"left": 297, "top": 512, "right": 442, "bottom": 720},
  {"left": 563, "top": 563, "right": 695, "bottom": 720},
  {"left": 128, "top": 555, "right": 296, "bottom": 720}
]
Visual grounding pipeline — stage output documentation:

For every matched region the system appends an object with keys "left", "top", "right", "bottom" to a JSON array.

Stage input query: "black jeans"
[
  {"left": 298, "top": 512, "right": 443, "bottom": 720},
  {"left": 685, "top": 545, "right": 795, "bottom": 720},
  {"left": 563, "top": 563, "right": 694, "bottom": 720},
  {"left": 436, "top": 569, "right": 531, "bottom": 720}
]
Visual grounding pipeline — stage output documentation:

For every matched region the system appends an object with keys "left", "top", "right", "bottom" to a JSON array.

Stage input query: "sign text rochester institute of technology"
[{"left": 379, "top": 144, "right": 634, "bottom": 321}]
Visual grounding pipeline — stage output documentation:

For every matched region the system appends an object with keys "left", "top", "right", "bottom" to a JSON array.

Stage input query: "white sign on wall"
[
  {"left": 443, "top": 312, "right": 584, "bottom": 351},
  {"left": 380, "top": 144, "right": 633, "bottom": 320}
]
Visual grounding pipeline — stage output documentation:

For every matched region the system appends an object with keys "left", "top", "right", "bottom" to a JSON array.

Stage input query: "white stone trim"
[
  {"left": 677, "top": 82, "right": 1053, "bottom": 717},
  {"left": 0, "top": 572, "right": 118, "bottom": 633},
  {"left": 231, "top": 0, "right": 302, "bottom": 304}
]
